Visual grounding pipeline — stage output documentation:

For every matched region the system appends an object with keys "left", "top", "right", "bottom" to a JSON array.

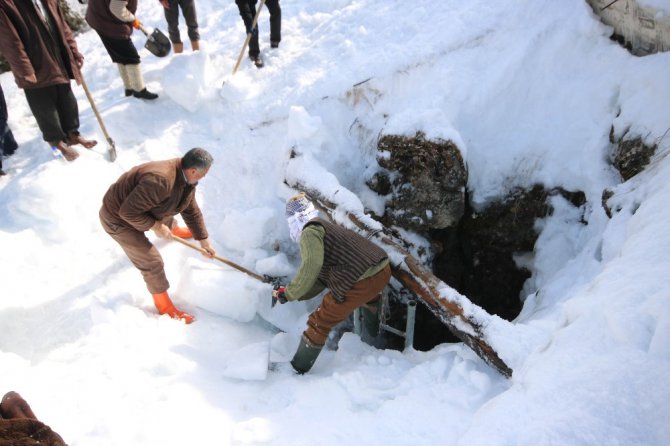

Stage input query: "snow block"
[
  {"left": 176, "top": 258, "right": 262, "bottom": 322},
  {"left": 220, "top": 342, "right": 270, "bottom": 380}
]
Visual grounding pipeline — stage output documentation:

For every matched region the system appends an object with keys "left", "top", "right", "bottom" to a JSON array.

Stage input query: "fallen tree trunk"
[{"left": 290, "top": 181, "right": 514, "bottom": 378}]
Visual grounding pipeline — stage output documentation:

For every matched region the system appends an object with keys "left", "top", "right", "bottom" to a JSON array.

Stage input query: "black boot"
[
  {"left": 290, "top": 335, "right": 323, "bottom": 374},
  {"left": 251, "top": 55, "right": 264, "bottom": 68},
  {"left": 133, "top": 88, "right": 158, "bottom": 100},
  {"left": 360, "top": 302, "right": 381, "bottom": 337},
  {"left": 125, "top": 89, "right": 133, "bottom": 97}
]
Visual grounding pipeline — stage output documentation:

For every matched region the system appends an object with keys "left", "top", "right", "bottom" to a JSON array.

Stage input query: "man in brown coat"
[
  {"left": 0, "top": 0, "right": 97, "bottom": 161},
  {"left": 100, "top": 148, "right": 216, "bottom": 323}
]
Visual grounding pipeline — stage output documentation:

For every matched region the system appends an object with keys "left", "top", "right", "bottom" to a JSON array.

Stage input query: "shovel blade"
[{"left": 145, "top": 28, "right": 171, "bottom": 57}]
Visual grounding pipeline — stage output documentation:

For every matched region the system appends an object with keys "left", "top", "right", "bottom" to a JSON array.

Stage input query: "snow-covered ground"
[{"left": 1, "top": 0, "right": 669, "bottom": 444}]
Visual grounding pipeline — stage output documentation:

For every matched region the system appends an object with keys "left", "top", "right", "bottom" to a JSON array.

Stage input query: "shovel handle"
[
  {"left": 172, "top": 235, "right": 269, "bottom": 283},
  {"left": 138, "top": 24, "right": 149, "bottom": 37}
]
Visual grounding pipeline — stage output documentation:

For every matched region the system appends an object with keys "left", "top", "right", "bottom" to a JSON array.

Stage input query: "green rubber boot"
[
  {"left": 360, "top": 302, "right": 381, "bottom": 337},
  {"left": 290, "top": 335, "right": 323, "bottom": 374}
]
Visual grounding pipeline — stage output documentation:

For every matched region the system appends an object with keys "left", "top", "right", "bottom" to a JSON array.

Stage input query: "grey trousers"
[{"left": 163, "top": 0, "right": 200, "bottom": 44}]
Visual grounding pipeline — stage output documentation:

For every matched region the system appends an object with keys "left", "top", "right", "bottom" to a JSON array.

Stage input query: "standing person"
[
  {"left": 0, "top": 83, "right": 18, "bottom": 175},
  {"left": 99, "top": 148, "right": 216, "bottom": 324},
  {"left": 86, "top": 0, "right": 159, "bottom": 99},
  {"left": 272, "top": 193, "right": 392, "bottom": 374},
  {"left": 0, "top": 0, "right": 98, "bottom": 162},
  {"left": 235, "top": 0, "right": 281, "bottom": 68},
  {"left": 159, "top": 0, "right": 200, "bottom": 53}
]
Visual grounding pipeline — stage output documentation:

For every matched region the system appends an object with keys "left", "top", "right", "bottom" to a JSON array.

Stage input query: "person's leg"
[
  {"left": 164, "top": 0, "right": 182, "bottom": 52},
  {"left": 1, "top": 123, "right": 19, "bottom": 157},
  {"left": 235, "top": 0, "right": 260, "bottom": 58},
  {"left": 54, "top": 84, "right": 97, "bottom": 149},
  {"left": 100, "top": 215, "right": 170, "bottom": 294},
  {"left": 180, "top": 0, "right": 200, "bottom": 50},
  {"left": 304, "top": 264, "right": 391, "bottom": 346},
  {"left": 292, "top": 264, "right": 391, "bottom": 373},
  {"left": 23, "top": 86, "right": 79, "bottom": 161},
  {"left": 98, "top": 34, "right": 157, "bottom": 99},
  {"left": 265, "top": 0, "right": 281, "bottom": 47},
  {"left": 0, "top": 86, "right": 18, "bottom": 157},
  {"left": 100, "top": 211, "right": 194, "bottom": 322}
]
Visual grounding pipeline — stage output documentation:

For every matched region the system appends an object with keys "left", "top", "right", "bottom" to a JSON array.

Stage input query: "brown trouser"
[
  {"left": 305, "top": 264, "right": 391, "bottom": 346},
  {"left": 100, "top": 209, "right": 173, "bottom": 294}
]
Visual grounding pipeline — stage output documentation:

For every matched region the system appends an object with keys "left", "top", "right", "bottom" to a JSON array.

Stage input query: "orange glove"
[{"left": 132, "top": 18, "right": 142, "bottom": 29}]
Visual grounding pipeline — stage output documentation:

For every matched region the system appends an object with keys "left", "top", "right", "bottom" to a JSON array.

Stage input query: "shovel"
[
  {"left": 80, "top": 72, "right": 117, "bottom": 161},
  {"left": 172, "top": 235, "right": 282, "bottom": 287},
  {"left": 139, "top": 24, "right": 171, "bottom": 57}
]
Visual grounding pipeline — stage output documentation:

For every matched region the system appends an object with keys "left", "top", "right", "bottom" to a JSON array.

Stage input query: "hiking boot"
[
  {"left": 125, "top": 89, "right": 133, "bottom": 97},
  {"left": 290, "top": 335, "right": 323, "bottom": 374},
  {"left": 190, "top": 40, "right": 200, "bottom": 51},
  {"left": 271, "top": 40, "right": 279, "bottom": 49},
  {"left": 173, "top": 42, "right": 184, "bottom": 54},
  {"left": 251, "top": 55, "right": 264, "bottom": 68},
  {"left": 133, "top": 88, "right": 159, "bottom": 100}
]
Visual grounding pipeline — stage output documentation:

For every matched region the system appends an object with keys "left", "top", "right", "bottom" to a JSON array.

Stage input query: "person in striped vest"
[{"left": 273, "top": 193, "right": 391, "bottom": 374}]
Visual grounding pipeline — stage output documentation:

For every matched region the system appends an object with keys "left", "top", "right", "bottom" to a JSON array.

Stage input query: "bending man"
[
  {"left": 99, "top": 148, "right": 215, "bottom": 323},
  {"left": 273, "top": 193, "right": 391, "bottom": 373}
]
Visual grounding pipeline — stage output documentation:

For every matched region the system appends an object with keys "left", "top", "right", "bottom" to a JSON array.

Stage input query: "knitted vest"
[{"left": 306, "top": 218, "right": 387, "bottom": 302}]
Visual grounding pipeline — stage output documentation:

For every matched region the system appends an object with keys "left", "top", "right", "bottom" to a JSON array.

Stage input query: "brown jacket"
[
  {"left": 101, "top": 158, "right": 209, "bottom": 240},
  {"left": 86, "top": 0, "right": 137, "bottom": 40},
  {"left": 0, "top": 0, "right": 82, "bottom": 89}
]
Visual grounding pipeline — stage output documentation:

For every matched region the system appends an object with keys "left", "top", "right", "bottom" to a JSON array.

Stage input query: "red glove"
[
  {"left": 132, "top": 18, "right": 142, "bottom": 29},
  {"left": 272, "top": 286, "right": 288, "bottom": 307}
]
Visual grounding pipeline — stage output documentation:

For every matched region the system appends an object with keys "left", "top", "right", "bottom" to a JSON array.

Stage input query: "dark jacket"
[
  {"left": 0, "top": 0, "right": 82, "bottom": 89},
  {"left": 86, "top": 0, "right": 137, "bottom": 40},
  {"left": 100, "top": 158, "right": 209, "bottom": 240},
  {"left": 307, "top": 218, "right": 388, "bottom": 301}
]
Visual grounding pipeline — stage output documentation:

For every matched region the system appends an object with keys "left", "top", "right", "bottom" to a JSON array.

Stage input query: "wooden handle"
[
  {"left": 232, "top": 0, "right": 267, "bottom": 75},
  {"left": 172, "top": 236, "right": 268, "bottom": 283}
]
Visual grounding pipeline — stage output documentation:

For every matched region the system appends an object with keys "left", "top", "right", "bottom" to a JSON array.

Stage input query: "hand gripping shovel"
[
  {"left": 139, "top": 24, "right": 171, "bottom": 57},
  {"left": 172, "top": 235, "right": 282, "bottom": 287},
  {"left": 80, "top": 72, "right": 117, "bottom": 161}
]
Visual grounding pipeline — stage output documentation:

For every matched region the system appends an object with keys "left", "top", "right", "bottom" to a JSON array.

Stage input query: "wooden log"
[{"left": 289, "top": 181, "right": 513, "bottom": 378}]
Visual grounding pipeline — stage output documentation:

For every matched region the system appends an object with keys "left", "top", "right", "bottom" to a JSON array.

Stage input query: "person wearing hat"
[
  {"left": 273, "top": 192, "right": 392, "bottom": 374},
  {"left": 86, "top": 0, "right": 159, "bottom": 99},
  {"left": 99, "top": 147, "right": 216, "bottom": 323}
]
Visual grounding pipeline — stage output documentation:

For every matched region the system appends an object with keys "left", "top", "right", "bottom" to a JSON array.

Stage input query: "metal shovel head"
[{"left": 144, "top": 28, "right": 171, "bottom": 57}]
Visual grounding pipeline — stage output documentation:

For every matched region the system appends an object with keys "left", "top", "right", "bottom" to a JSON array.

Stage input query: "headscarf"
[{"left": 286, "top": 193, "right": 319, "bottom": 242}]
